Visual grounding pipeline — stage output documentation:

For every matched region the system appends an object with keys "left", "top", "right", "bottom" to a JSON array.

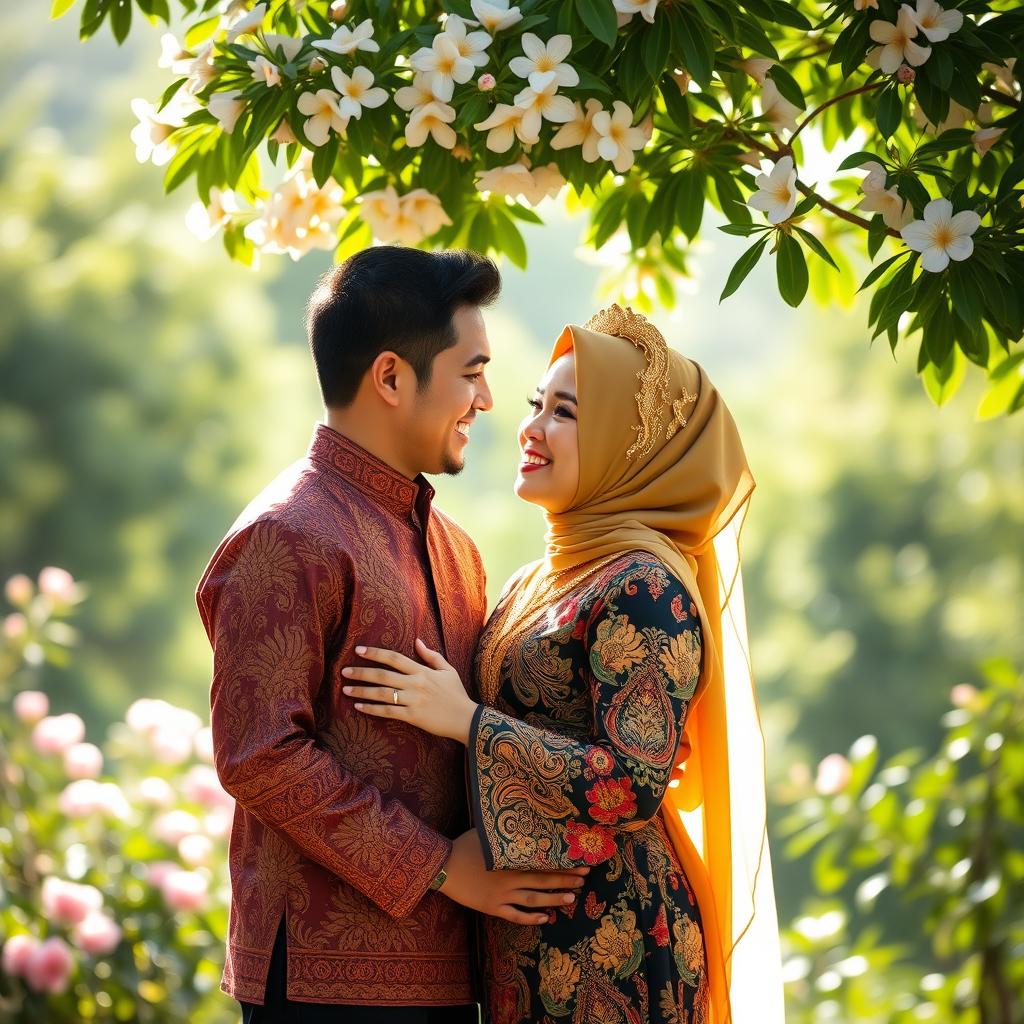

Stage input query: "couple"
[{"left": 196, "top": 246, "right": 784, "bottom": 1024}]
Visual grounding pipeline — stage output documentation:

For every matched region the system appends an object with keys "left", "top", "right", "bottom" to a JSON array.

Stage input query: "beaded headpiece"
[{"left": 583, "top": 304, "right": 698, "bottom": 461}]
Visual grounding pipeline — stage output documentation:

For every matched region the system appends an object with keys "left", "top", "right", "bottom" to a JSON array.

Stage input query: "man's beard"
[{"left": 439, "top": 451, "right": 465, "bottom": 476}]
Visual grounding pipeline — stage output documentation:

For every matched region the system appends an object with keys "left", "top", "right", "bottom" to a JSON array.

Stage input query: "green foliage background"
[{"left": 1, "top": 3, "right": 1022, "bottom": 1019}]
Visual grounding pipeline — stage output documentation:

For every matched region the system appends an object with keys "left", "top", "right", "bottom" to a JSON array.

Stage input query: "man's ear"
[{"left": 368, "top": 351, "right": 405, "bottom": 408}]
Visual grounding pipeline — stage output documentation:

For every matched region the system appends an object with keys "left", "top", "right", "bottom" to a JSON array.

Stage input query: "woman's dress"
[{"left": 467, "top": 552, "right": 711, "bottom": 1024}]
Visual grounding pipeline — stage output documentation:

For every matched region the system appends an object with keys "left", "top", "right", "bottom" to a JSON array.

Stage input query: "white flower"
[
  {"left": 405, "top": 100, "right": 458, "bottom": 148},
  {"left": 738, "top": 57, "right": 775, "bottom": 84},
  {"left": 971, "top": 126, "right": 1004, "bottom": 157},
  {"left": 443, "top": 15, "right": 492, "bottom": 69},
  {"left": 903, "top": 0, "right": 963, "bottom": 43},
  {"left": 359, "top": 185, "right": 452, "bottom": 244},
  {"left": 859, "top": 160, "right": 889, "bottom": 194},
  {"left": 248, "top": 55, "right": 282, "bottom": 87},
  {"left": 225, "top": 2, "right": 266, "bottom": 42},
  {"left": 900, "top": 197, "right": 981, "bottom": 272},
  {"left": 474, "top": 102, "right": 538, "bottom": 151},
  {"left": 209, "top": 89, "right": 245, "bottom": 134},
  {"left": 591, "top": 100, "right": 647, "bottom": 172},
  {"left": 476, "top": 158, "right": 565, "bottom": 206},
  {"left": 510, "top": 33, "right": 579, "bottom": 91},
  {"left": 758, "top": 80, "right": 801, "bottom": 134},
  {"left": 185, "top": 44, "right": 217, "bottom": 95},
  {"left": 868, "top": 8, "right": 931, "bottom": 75},
  {"left": 186, "top": 187, "right": 240, "bottom": 240},
  {"left": 246, "top": 163, "right": 345, "bottom": 259},
  {"left": 551, "top": 98, "right": 604, "bottom": 162},
  {"left": 748, "top": 154, "right": 798, "bottom": 223},
  {"left": 613, "top": 0, "right": 660, "bottom": 24},
  {"left": 129, "top": 98, "right": 178, "bottom": 166},
  {"left": 514, "top": 77, "right": 576, "bottom": 141},
  {"left": 158, "top": 34, "right": 194, "bottom": 76},
  {"left": 982, "top": 57, "right": 1016, "bottom": 94},
  {"left": 271, "top": 118, "right": 297, "bottom": 144},
  {"left": 330, "top": 66, "right": 387, "bottom": 119},
  {"left": 470, "top": 0, "right": 523, "bottom": 33},
  {"left": 262, "top": 33, "right": 303, "bottom": 63},
  {"left": 861, "top": 189, "right": 913, "bottom": 230},
  {"left": 297, "top": 88, "right": 348, "bottom": 146},
  {"left": 411, "top": 33, "right": 476, "bottom": 102},
  {"left": 395, "top": 74, "right": 437, "bottom": 113},
  {"left": 312, "top": 18, "right": 379, "bottom": 56}
]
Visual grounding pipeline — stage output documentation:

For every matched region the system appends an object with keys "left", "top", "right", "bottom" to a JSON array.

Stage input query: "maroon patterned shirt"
[{"left": 196, "top": 425, "right": 487, "bottom": 1007}]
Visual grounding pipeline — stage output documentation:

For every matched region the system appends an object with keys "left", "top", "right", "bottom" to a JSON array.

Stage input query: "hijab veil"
[{"left": 542, "top": 305, "right": 785, "bottom": 1024}]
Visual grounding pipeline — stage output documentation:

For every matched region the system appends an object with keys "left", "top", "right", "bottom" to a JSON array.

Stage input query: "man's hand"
[{"left": 438, "top": 829, "right": 589, "bottom": 926}]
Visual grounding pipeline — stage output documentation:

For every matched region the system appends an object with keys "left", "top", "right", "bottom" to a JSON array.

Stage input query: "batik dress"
[{"left": 468, "top": 551, "right": 711, "bottom": 1024}]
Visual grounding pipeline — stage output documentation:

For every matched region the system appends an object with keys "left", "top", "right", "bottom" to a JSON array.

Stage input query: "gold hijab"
[{"left": 544, "top": 305, "right": 785, "bottom": 1024}]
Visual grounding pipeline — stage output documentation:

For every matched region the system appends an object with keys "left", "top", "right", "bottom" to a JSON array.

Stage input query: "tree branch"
[
  {"left": 789, "top": 80, "right": 885, "bottom": 145},
  {"left": 794, "top": 180, "right": 901, "bottom": 236},
  {"left": 982, "top": 85, "right": 1021, "bottom": 110}
]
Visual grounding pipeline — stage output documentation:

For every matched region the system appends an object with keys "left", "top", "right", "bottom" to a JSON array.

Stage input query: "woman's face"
[{"left": 514, "top": 353, "right": 580, "bottom": 513}]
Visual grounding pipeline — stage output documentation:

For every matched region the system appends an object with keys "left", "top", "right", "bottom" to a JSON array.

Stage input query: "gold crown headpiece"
[{"left": 582, "top": 304, "right": 698, "bottom": 461}]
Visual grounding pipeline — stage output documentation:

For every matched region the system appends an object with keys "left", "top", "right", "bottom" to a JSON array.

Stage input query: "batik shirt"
[
  {"left": 197, "top": 425, "right": 486, "bottom": 1007},
  {"left": 468, "top": 553, "right": 710, "bottom": 1024}
]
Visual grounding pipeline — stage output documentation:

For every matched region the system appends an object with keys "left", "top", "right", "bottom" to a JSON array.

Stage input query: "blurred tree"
[{"left": 0, "top": 102, "right": 317, "bottom": 731}]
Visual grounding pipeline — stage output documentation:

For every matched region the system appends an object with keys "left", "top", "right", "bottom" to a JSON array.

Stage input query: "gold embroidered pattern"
[{"left": 583, "top": 304, "right": 698, "bottom": 461}]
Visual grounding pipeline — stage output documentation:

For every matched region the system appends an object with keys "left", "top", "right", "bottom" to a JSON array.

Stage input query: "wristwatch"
[{"left": 428, "top": 866, "right": 448, "bottom": 891}]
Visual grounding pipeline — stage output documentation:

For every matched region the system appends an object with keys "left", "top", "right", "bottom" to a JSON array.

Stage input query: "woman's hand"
[{"left": 342, "top": 638, "right": 478, "bottom": 744}]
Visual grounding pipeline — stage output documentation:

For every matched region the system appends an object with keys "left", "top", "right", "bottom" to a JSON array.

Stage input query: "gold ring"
[{"left": 393, "top": 689, "right": 400, "bottom": 706}]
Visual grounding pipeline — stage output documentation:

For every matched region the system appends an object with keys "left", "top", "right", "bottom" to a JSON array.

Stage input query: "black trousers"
[{"left": 239, "top": 917, "right": 481, "bottom": 1024}]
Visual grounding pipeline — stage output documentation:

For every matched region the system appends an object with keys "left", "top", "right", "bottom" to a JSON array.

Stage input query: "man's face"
[{"left": 403, "top": 305, "right": 493, "bottom": 476}]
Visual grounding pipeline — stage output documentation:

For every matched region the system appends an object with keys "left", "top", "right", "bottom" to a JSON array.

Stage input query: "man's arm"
[{"left": 198, "top": 517, "right": 586, "bottom": 923}]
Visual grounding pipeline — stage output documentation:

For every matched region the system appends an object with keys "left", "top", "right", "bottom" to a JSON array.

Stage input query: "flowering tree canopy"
[{"left": 57, "top": 0, "right": 1023, "bottom": 413}]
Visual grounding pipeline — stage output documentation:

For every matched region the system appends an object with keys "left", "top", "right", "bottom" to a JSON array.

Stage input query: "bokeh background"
[{"left": 2, "top": 4, "right": 1022, "bottom": 1021}]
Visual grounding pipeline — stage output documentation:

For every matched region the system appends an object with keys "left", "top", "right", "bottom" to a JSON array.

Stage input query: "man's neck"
[{"left": 323, "top": 407, "right": 419, "bottom": 480}]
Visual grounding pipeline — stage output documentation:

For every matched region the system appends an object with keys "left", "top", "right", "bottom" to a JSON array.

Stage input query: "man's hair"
[{"left": 305, "top": 246, "right": 502, "bottom": 408}]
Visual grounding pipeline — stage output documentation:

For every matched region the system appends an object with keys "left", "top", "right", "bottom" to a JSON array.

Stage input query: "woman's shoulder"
[{"left": 585, "top": 551, "right": 699, "bottom": 627}]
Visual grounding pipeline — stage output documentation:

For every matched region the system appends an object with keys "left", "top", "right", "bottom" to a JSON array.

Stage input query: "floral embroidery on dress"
[{"left": 468, "top": 553, "right": 711, "bottom": 1024}]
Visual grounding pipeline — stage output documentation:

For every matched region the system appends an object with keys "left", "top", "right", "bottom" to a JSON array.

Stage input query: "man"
[{"left": 196, "top": 246, "right": 587, "bottom": 1023}]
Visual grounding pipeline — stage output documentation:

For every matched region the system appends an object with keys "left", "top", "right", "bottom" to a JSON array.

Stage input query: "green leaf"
[
  {"left": 671, "top": 8, "right": 715, "bottom": 88},
  {"left": 793, "top": 227, "right": 838, "bottom": 270},
  {"left": 876, "top": 87, "right": 903, "bottom": 140},
  {"left": 575, "top": 0, "right": 618, "bottom": 47},
  {"left": 776, "top": 232, "right": 809, "bottom": 307},
  {"left": 978, "top": 352, "right": 1024, "bottom": 418},
  {"left": 921, "top": 347, "right": 965, "bottom": 406},
  {"left": 766, "top": 64, "right": 806, "bottom": 110},
  {"left": 720, "top": 235, "right": 769, "bottom": 301},
  {"left": 836, "top": 150, "right": 884, "bottom": 173},
  {"left": 659, "top": 76, "right": 691, "bottom": 132},
  {"left": 642, "top": 23, "right": 672, "bottom": 79},
  {"left": 50, "top": 0, "right": 78, "bottom": 17},
  {"left": 867, "top": 214, "right": 889, "bottom": 260},
  {"left": 858, "top": 252, "right": 909, "bottom": 292},
  {"left": 675, "top": 168, "right": 705, "bottom": 240},
  {"left": 311, "top": 136, "right": 338, "bottom": 188},
  {"left": 491, "top": 208, "right": 528, "bottom": 268},
  {"left": 185, "top": 14, "right": 220, "bottom": 49}
]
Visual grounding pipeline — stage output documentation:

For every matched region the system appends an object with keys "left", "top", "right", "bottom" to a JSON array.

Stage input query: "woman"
[{"left": 342, "top": 305, "right": 784, "bottom": 1024}]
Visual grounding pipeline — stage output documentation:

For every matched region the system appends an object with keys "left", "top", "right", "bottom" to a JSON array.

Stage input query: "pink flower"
[
  {"left": 950, "top": 683, "right": 978, "bottom": 708},
  {"left": 41, "top": 877, "right": 104, "bottom": 926},
  {"left": 24, "top": 937, "right": 75, "bottom": 994},
  {"left": 193, "top": 726, "right": 215, "bottom": 763},
  {"left": 64, "top": 742, "right": 103, "bottom": 780},
  {"left": 183, "top": 765, "right": 233, "bottom": 810},
  {"left": 152, "top": 728, "right": 194, "bottom": 765},
  {"left": 154, "top": 809, "right": 201, "bottom": 845},
  {"left": 138, "top": 776, "right": 176, "bottom": 807},
  {"left": 896, "top": 65, "right": 916, "bottom": 83},
  {"left": 179, "top": 833, "right": 214, "bottom": 866},
  {"left": 72, "top": 913, "right": 122, "bottom": 956},
  {"left": 38, "top": 567, "right": 77, "bottom": 602},
  {"left": 203, "top": 808, "right": 233, "bottom": 839},
  {"left": 2, "top": 933, "right": 39, "bottom": 976},
  {"left": 146, "top": 861, "right": 180, "bottom": 889},
  {"left": 3, "top": 613, "right": 28, "bottom": 639},
  {"left": 161, "top": 869, "right": 210, "bottom": 912},
  {"left": 58, "top": 780, "right": 131, "bottom": 820},
  {"left": 4, "top": 574, "right": 33, "bottom": 606},
  {"left": 478, "top": 73, "right": 496, "bottom": 91},
  {"left": 814, "top": 753, "right": 852, "bottom": 795},
  {"left": 32, "top": 713, "right": 86, "bottom": 755},
  {"left": 13, "top": 690, "right": 49, "bottom": 724}
]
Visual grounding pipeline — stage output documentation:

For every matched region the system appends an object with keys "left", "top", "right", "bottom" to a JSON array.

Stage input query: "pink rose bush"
[{"left": 0, "top": 571, "right": 233, "bottom": 1021}]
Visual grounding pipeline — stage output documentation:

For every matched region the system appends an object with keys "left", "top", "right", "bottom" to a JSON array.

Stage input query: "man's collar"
[{"left": 307, "top": 424, "right": 435, "bottom": 522}]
